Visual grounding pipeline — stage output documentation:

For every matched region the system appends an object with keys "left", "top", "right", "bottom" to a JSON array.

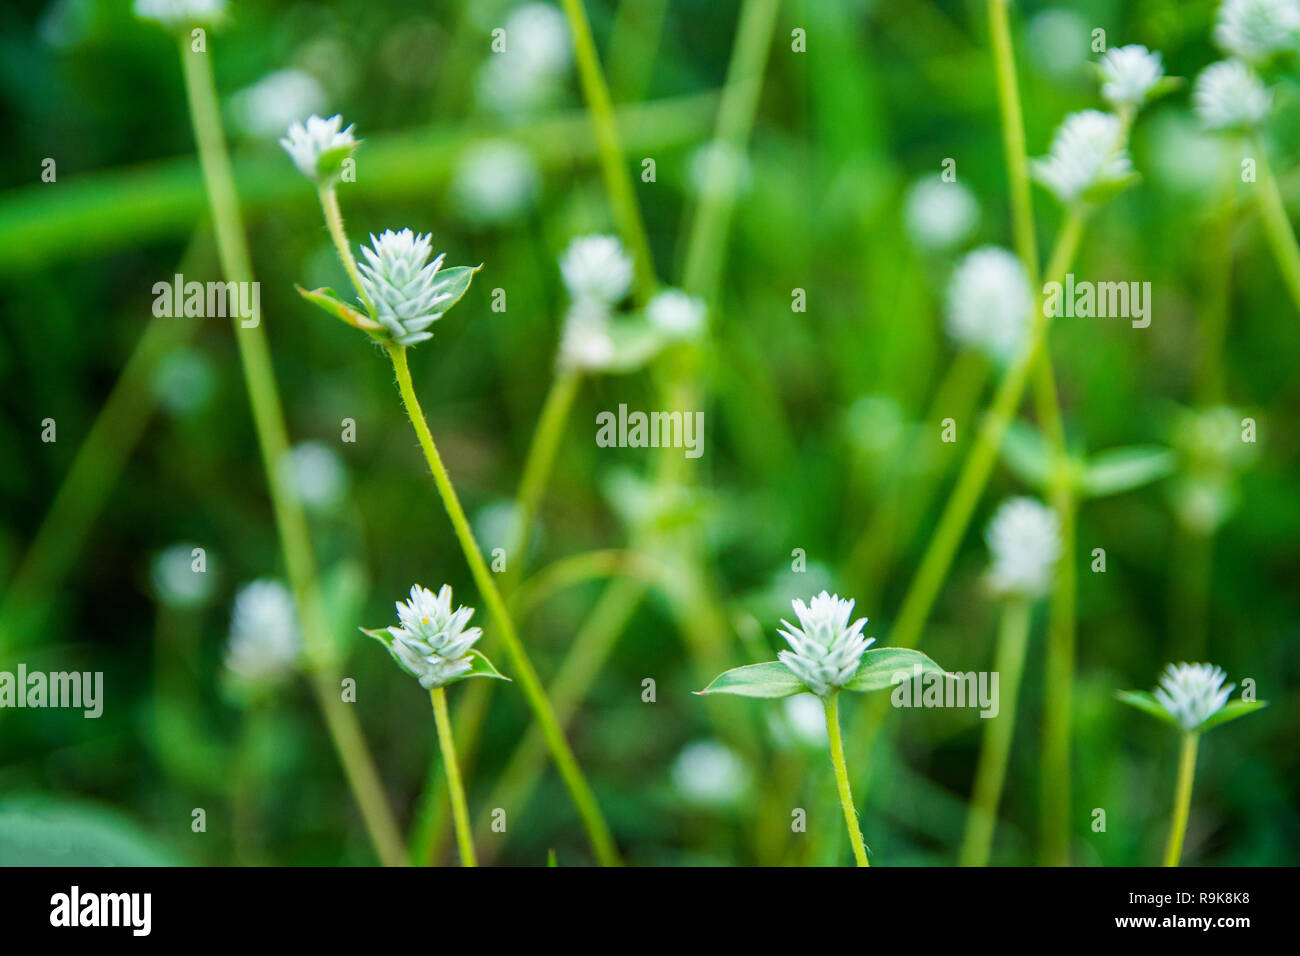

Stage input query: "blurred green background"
[{"left": 0, "top": 0, "right": 1296, "bottom": 866}]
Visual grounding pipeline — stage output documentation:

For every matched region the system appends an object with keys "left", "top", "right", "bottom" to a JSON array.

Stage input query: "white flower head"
[
  {"left": 559, "top": 234, "right": 633, "bottom": 305},
  {"left": 231, "top": 70, "right": 327, "bottom": 141},
  {"left": 134, "top": 0, "right": 226, "bottom": 30},
  {"left": 771, "top": 694, "right": 829, "bottom": 749},
  {"left": 225, "top": 579, "right": 301, "bottom": 685},
  {"left": 903, "top": 176, "right": 979, "bottom": 252},
  {"left": 1032, "top": 110, "right": 1134, "bottom": 204},
  {"left": 945, "top": 246, "right": 1033, "bottom": 363},
  {"left": 379, "top": 585, "right": 482, "bottom": 689},
  {"left": 279, "top": 114, "right": 359, "bottom": 184},
  {"left": 1193, "top": 60, "right": 1272, "bottom": 131},
  {"left": 646, "top": 289, "right": 706, "bottom": 341},
  {"left": 1214, "top": 0, "right": 1300, "bottom": 64},
  {"left": 1153, "top": 662, "right": 1235, "bottom": 732},
  {"left": 1098, "top": 44, "right": 1165, "bottom": 109},
  {"left": 776, "top": 591, "right": 873, "bottom": 697},
  {"left": 452, "top": 140, "right": 539, "bottom": 224},
  {"left": 688, "top": 139, "right": 752, "bottom": 200},
  {"left": 557, "top": 298, "right": 616, "bottom": 371},
  {"left": 985, "top": 497, "right": 1062, "bottom": 598},
  {"left": 150, "top": 542, "right": 216, "bottom": 609},
  {"left": 357, "top": 229, "right": 464, "bottom": 346},
  {"left": 670, "top": 740, "right": 750, "bottom": 807},
  {"left": 280, "top": 441, "right": 347, "bottom": 513},
  {"left": 504, "top": 3, "right": 572, "bottom": 75}
]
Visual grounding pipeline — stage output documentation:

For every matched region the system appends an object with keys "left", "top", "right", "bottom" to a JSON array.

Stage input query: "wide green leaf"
[
  {"left": 0, "top": 798, "right": 183, "bottom": 866},
  {"left": 1082, "top": 445, "right": 1175, "bottom": 497},
  {"left": 1197, "top": 699, "right": 1267, "bottom": 734},
  {"left": 1115, "top": 690, "right": 1182, "bottom": 730},
  {"left": 452, "top": 648, "right": 510, "bottom": 684},
  {"left": 844, "top": 647, "right": 948, "bottom": 693},
  {"left": 295, "top": 285, "right": 383, "bottom": 332},
  {"left": 697, "top": 661, "right": 807, "bottom": 699},
  {"left": 427, "top": 264, "right": 482, "bottom": 318}
]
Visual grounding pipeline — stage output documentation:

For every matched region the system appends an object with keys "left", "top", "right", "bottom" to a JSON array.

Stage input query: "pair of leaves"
[
  {"left": 296, "top": 264, "right": 480, "bottom": 341},
  {"left": 359, "top": 628, "right": 509, "bottom": 689},
  {"left": 1001, "top": 422, "right": 1174, "bottom": 498},
  {"left": 1115, "top": 690, "right": 1267, "bottom": 735},
  {"left": 698, "top": 647, "right": 947, "bottom": 699}
]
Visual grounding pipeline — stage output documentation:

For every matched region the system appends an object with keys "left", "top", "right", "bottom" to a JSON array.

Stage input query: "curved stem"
[
  {"left": 988, "top": 0, "right": 1039, "bottom": 283},
  {"left": 1163, "top": 732, "right": 1199, "bottom": 867},
  {"left": 430, "top": 686, "right": 476, "bottom": 867},
  {"left": 1254, "top": 142, "right": 1300, "bottom": 316},
  {"left": 318, "top": 185, "right": 375, "bottom": 315},
  {"left": 386, "top": 344, "right": 621, "bottom": 866},
  {"left": 825, "top": 693, "right": 869, "bottom": 867},
  {"left": 960, "top": 597, "right": 1031, "bottom": 867}
]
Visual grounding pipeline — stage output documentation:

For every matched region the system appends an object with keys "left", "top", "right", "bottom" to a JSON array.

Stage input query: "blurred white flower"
[
  {"left": 985, "top": 497, "right": 1062, "bottom": 599},
  {"left": 903, "top": 176, "right": 979, "bottom": 252},
  {"left": 945, "top": 246, "right": 1033, "bottom": 363},
  {"left": 670, "top": 740, "right": 750, "bottom": 807},
  {"left": 279, "top": 114, "right": 359, "bottom": 184},
  {"left": 1153, "top": 662, "right": 1235, "bottom": 732},
  {"left": 375, "top": 585, "right": 482, "bottom": 689},
  {"left": 358, "top": 229, "right": 459, "bottom": 346},
  {"left": 475, "top": 3, "right": 572, "bottom": 114},
  {"left": 1213, "top": 0, "right": 1300, "bottom": 64},
  {"left": 134, "top": 0, "right": 225, "bottom": 30},
  {"left": 1193, "top": 60, "right": 1272, "bottom": 131},
  {"left": 225, "top": 579, "right": 301, "bottom": 684},
  {"left": 231, "top": 69, "right": 326, "bottom": 141},
  {"left": 777, "top": 591, "right": 873, "bottom": 697},
  {"left": 646, "top": 289, "right": 706, "bottom": 340},
  {"left": 781, "top": 694, "right": 829, "bottom": 748},
  {"left": 451, "top": 140, "right": 539, "bottom": 224},
  {"left": 1026, "top": 10, "right": 1091, "bottom": 80},
  {"left": 1032, "top": 110, "right": 1134, "bottom": 204},
  {"left": 559, "top": 234, "right": 633, "bottom": 305},
  {"left": 150, "top": 542, "right": 216, "bottom": 609},
  {"left": 557, "top": 298, "right": 616, "bottom": 371},
  {"left": 1098, "top": 45, "right": 1165, "bottom": 110},
  {"left": 280, "top": 441, "right": 347, "bottom": 513},
  {"left": 151, "top": 348, "right": 216, "bottom": 418},
  {"left": 688, "top": 139, "right": 752, "bottom": 200}
]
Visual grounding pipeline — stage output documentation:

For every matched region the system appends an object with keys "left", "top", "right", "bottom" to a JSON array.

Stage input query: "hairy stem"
[
  {"left": 318, "top": 184, "right": 375, "bottom": 315},
  {"left": 430, "top": 686, "right": 476, "bottom": 867},
  {"left": 825, "top": 693, "right": 870, "bottom": 867},
  {"left": 1163, "top": 732, "right": 1199, "bottom": 867}
]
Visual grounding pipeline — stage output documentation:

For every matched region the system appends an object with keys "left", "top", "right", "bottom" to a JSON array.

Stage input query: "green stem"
[
  {"left": 1163, "top": 732, "right": 1199, "bottom": 867},
  {"left": 959, "top": 597, "right": 1031, "bottom": 867},
  {"left": 430, "top": 686, "right": 476, "bottom": 867},
  {"left": 318, "top": 184, "right": 375, "bottom": 315},
  {"left": 825, "top": 693, "right": 870, "bottom": 867},
  {"left": 386, "top": 344, "right": 621, "bottom": 866},
  {"left": 1038, "top": 486, "right": 1077, "bottom": 865},
  {"left": 1254, "top": 141, "right": 1300, "bottom": 316},
  {"left": 178, "top": 35, "right": 406, "bottom": 868},
  {"left": 988, "top": 0, "right": 1040, "bottom": 283}
]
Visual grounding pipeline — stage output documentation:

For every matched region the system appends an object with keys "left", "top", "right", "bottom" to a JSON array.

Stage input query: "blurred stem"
[
  {"left": 825, "top": 693, "right": 869, "bottom": 867},
  {"left": 1163, "top": 732, "right": 1199, "bottom": 867},
  {"left": 988, "top": 0, "right": 1039, "bottom": 282},
  {"left": 430, "top": 686, "right": 476, "bottom": 867},
  {"left": 959, "top": 597, "right": 1030, "bottom": 867},
  {"left": 386, "top": 344, "right": 621, "bottom": 866},
  {"left": 1039, "top": 485, "right": 1077, "bottom": 865},
  {"left": 559, "top": 0, "right": 656, "bottom": 301},
  {"left": 1254, "top": 142, "right": 1300, "bottom": 316},
  {"left": 318, "top": 185, "right": 374, "bottom": 315},
  {"left": 512, "top": 549, "right": 661, "bottom": 617},
  {"left": 608, "top": 0, "right": 669, "bottom": 102},
  {"left": 1169, "top": 524, "right": 1212, "bottom": 658},
  {"left": 178, "top": 36, "right": 406, "bottom": 868}
]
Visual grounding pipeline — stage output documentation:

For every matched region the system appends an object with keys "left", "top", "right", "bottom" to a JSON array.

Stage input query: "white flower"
[
  {"left": 280, "top": 441, "right": 347, "bottom": 513},
  {"left": 985, "top": 497, "right": 1062, "bottom": 598},
  {"left": 1026, "top": 10, "right": 1091, "bottom": 80},
  {"left": 776, "top": 591, "right": 874, "bottom": 697},
  {"left": 452, "top": 140, "right": 539, "bottom": 223},
  {"left": 1098, "top": 45, "right": 1165, "bottom": 109},
  {"left": 503, "top": 3, "right": 572, "bottom": 75},
  {"left": 134, "top": 0, "right": 225, "bottom": 29},
  {"left": 279, "top": 114, "right": 359, "bottom": 184},
  {"left": 557, "top": 298, "right": 616, "bottom": 371},
  {"left": 647, "top": 289, "right": 706, "bottom": 340},
  {"left": 777, "top": 694, "right": 829, "bottom": 749},
  {"left": 1213, "top": 0, "right": 1300, "bottom": 64},
  {"left": 379, "top": 585, "right": 482, "bottom": 689},
  {"left": 903, "top": 176, "right": 979, "bottom": 252},
  {"left": 225, "top": 580, "right": 301, "bottom": 684},
  {"left": 1193, "top": 60, "right": 1272, "bottom": 131},
  {"left": 688, "top": 139, "right": 752, "bottom": 200},
  {"left": 231, "top": 70, "right": 326, "bottom": 141},
  {"left": 1153, "top": 662, "right": 1235, "bottom": 732},
  {"left": 357, "top": 229, "right": 458, "bottom": 346},
  {"left": 559, "top": 234, "right": 633, "bottom": 305},
  {"left": 1032, "top": 110, "right": 1134, "bottom": 204},
  {"left": 150, "top": 542, "right": 215, "bottom": 609},
  {"left": 945, "top": 246, "right": 1033, "bottom": 363},
  {"left": 670, "top": 740, "right": 750, "bottom": 807}
]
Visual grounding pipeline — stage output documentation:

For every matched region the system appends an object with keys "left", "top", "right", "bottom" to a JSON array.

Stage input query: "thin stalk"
[
  {"left": 1038, "top": 485, "right": 1077, "bottom": 865},
  {"left": 318, "top": 184, "right": 374, "bottom": 316},
  {"left": 177, "top": 36, "right": 406, "bottom": 867},
  {"left": 825, "top": 692, "right": 870, "bottom": 867},
  {"left": 386, "top": 344, "right": 621, "bottom": 866},
  {"left": 430, "top": 686, "right": 476, "bottom": 867},
  {"left": 1163, "top": 732, "right": 1199, "bottom": 867},
  {"left": 1254, "top": 142, "right": 1300, "bottom": 316},
  {"left": 988, "top": 0, "right": 1040, "bottom": 282},
  {"left": 959, "top": 597, "right": 1031, "bottom": 867}
]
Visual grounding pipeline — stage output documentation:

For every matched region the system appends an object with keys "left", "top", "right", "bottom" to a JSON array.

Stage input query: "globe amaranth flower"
[
  {"left": 945, "top": 246, "right": 1034, "bottom": 363},
  {"left": 1098, "top": 44, "right": 1165, "bottom": 110},
  {"left": 559, "top": 234, "right": 633, "bottom": 305},
  {"left": 134, "top": 0, "right": 225, "bottom": 29},
  {"left": 776, "top": 591, "right": 874, "bottom": 697},
  {"left": 279, "top": 114, "right": 359, "bottom": 184},
  {"left": 225, "top": 579, "right": 301, "bottom": 684},
  {"left": 232, "top": 70, "right": 326, "bottom": 141},
  {"left": 903, "top": 176, "right": 979, "bottom": 252},
  {"left": 357, "top": 229, "right": 464, "bottom": 346},
  {"left": 1213, "top": 0, "right": 1300, "bottom": 64},
  {"left": 1031, "top": 110, "right": 1135, "bottom": 204},
  {"left": 557, "top": 298, "right": 617, "bottom": 371},
  {"left": 1193, "top": 60, "right": 1272, "bottom": 131},
  {"left": 985, "top": 497, "right": 1062, "bottom": 598},
  {"left": 1153, "top": 662, "right": 1235, "bottom": 732},
  {"left": 371, "top": 584, "right": 483, "bottom": 689},
  {"left": 670, "top": 740, "right": 750, "bottom": 807},
  {"left": 646, "top": 289, "right": 707, "bottom": 341}
]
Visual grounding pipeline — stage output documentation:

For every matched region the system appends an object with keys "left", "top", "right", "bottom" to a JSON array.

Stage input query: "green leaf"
[
  {"left": 844, "top": 647, "right": 949, "bottom": 693},
  {"left": 315, "top": 142, "right": 359, "bottom": 182},
  {"left": 1000, "top": 421, "right": 1052, "bottom": 491},
  {"left": 428, "top": 264, "right": 482, "bottom": 318},
  {"left": 1197, "top": 699, "right": 1267, "bottom": 734},
  {"left": 697, "top": 661, "right": 807, "bottom": 699},
  {"left": 296, "top": 285, "right": 382, "bottom": 332},
  {"left": 1115, "top": 690, "right": 1182, "bottom": 730},
  {"left": 0, "top": 798, "right": 183, "bottom": 866},
  {"left": 1082, "top": 445, "right": 1175, "bottom": 497},
  {"left": 1082, "top": 171, "right": 1142, "bottom": 205},
  {"left": 451, "top": 648, "right": 510, "bottom": 684}
]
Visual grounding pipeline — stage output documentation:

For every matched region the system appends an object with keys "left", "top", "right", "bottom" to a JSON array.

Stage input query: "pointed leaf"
[
  {"left": 427, "top": 264, "right": 482, "bottom": 317},
  {"left": 1115, "top": 690, "right": 1181, "bottom": 730},
  {"left": 1082, "top": 445, "right": 1175, "bottom": 497},
  {"left": 1197, "top": 699, "right": 1267, "bottom": 734},
  {"left": 697, "top": 661, "right": 807, "bottom": 699},
  {"left": 296, "top": 285, "right": 383, "bottom": 332},
  {"left": 844, "top": 647, "right": 949, "bottom": 693},
  {"left": 452, "top": 648, "right": 510, "bottom": 683}
]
